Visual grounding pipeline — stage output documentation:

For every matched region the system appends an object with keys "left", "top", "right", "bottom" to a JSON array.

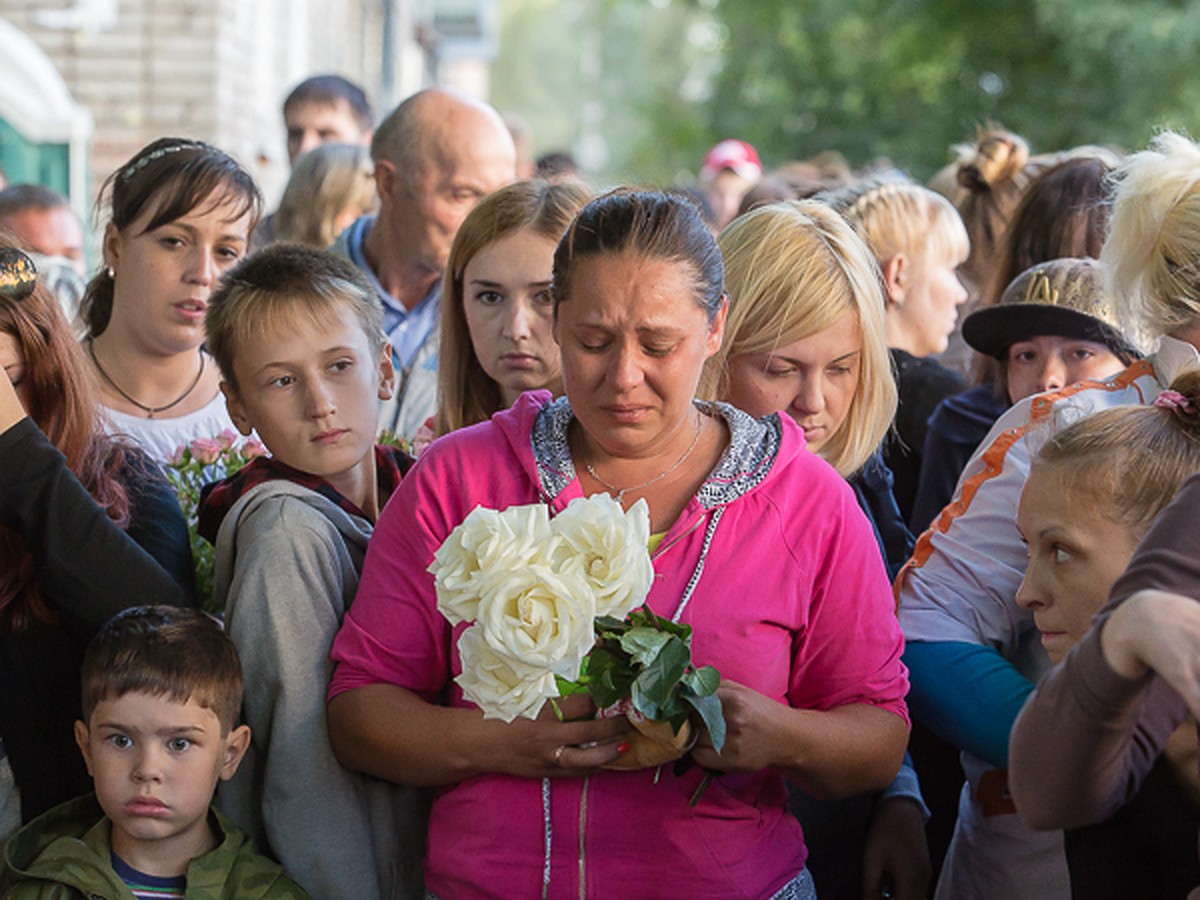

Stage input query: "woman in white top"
[{"left": 81, "top": 137, "right": 262, "bottom": 463}]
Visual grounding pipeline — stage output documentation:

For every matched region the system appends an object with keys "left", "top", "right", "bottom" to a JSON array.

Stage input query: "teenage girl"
[
  {"left": 81, "top": 138, "right": 262, "bottom": 463},
  {"left": 1010, "top": 372, "right": 1200, "bottom": 898},
  {"left": 435, "top": 178, "right": 590, "bottom": 437}
]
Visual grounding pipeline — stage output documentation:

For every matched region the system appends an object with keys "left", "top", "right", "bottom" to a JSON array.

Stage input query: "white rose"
[
  {"left": 552, "top": 495, "right": 654, "bottom": 619},
  {"left": 475, "top": 563, "right": 596, "bottom": 678},
  {"left": 455, "top": 625, "right": 560, "bottom": 722},
  {"left": 430, "top": 503, "right": 557, "bottom": 625}
]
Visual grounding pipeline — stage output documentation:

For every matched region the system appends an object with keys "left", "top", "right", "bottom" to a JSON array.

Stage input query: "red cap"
[{"left": 701, "top": 140, "right": 763, "bottom": 180}]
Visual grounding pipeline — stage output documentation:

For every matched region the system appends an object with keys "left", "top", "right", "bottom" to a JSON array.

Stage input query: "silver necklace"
[{"left": 583, "top": 414, "right": 704, "bottom": 503}]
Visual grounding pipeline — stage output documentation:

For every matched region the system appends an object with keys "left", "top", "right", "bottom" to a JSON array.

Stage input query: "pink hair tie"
[{"left": 1153, "top": 389, "right": 1196, "bottom": 414}]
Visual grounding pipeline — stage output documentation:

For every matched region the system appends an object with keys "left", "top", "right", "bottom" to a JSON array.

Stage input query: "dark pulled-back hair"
[
  {"left": 985, "top": 155, "right": 1114, "bottom": 314},
  {"left": 552, "top": 189, "right": 726, "bottom": 322},
  {"left": 80, "top": 137, "right": 263, "bottom": 338},
  {"left": 81, "top": 606, "right": 243, "bottom": 733},
  {"left": 284, "top": 74, "right": 374, "bottom": 131}
]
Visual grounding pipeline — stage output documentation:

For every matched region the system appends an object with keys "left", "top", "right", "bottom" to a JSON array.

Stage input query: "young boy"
[
  {"left": 196, "top": 244, "right": 425, "bottom": 900},
  {"left": 0, "top": 606, "right": 307, "bottom": 897}
]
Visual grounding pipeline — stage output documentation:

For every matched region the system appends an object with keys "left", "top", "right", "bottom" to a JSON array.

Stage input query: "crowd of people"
[{"left": 2, "top": 69, "right": 1200, "bottom": 900}]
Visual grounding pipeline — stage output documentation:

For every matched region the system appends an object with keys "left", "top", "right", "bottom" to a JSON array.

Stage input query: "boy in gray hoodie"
[{"left": 198, "top": 245, "right": 426, "bottom": 900}]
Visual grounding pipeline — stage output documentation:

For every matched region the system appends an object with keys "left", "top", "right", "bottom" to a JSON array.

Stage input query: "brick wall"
[{"left": 1, "top": 0, "right": 427, "bottom": 207}]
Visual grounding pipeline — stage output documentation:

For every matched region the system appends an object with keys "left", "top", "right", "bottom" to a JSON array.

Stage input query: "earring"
[{"left": 105, "top": 266, "right": 115, "bottom": 279}]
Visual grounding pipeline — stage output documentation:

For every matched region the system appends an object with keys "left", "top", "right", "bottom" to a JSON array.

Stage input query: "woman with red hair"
[{"left": 0, "top": 244, "right": 193, "bottom": 837}]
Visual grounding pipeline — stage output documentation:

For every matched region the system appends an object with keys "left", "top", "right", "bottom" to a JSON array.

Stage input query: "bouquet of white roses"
[{"left": 428, "top": 494, "right": 725, "bottom": 767}]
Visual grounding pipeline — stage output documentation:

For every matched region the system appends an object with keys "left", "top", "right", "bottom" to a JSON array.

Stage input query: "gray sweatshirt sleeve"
[{"left": 216, "top": 491, "right": 426, "bottom": 900}]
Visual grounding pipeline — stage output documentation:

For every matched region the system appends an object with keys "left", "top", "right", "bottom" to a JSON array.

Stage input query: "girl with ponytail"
[{"left": 1010, "top": 371, "right": 1200, "bottom": 898}]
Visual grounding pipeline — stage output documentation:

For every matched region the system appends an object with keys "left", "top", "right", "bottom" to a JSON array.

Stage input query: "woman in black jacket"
[{"left": 0, "top": 246, "right": 193, "bottom": 833}]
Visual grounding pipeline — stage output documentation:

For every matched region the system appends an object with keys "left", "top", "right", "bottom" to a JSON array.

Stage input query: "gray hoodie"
[{"left": 212, "top": 480, "right": 428, "bottom": 900}]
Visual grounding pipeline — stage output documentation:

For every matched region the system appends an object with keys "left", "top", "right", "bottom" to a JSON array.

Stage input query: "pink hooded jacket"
[{"left": 329, "top": 392, "right": 908, "bottom": 899}]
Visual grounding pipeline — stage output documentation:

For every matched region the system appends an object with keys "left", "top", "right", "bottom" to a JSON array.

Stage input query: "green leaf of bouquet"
[
  {"left": 667, "top": 709, "right": 690, "bottom": 733},
  {"left": 684, "top": 691, "right": 726, "bottom": 752},
  {"left": 619, "top": 627, "right": 672, "bottom": 667},
  {"left": 681, "top": 665, "right": 721, "bottom": 697},
  {"left": 554, "top": 676, "right": 589, "bottom": 697},
  {"left": 587, "top": 648, "right": 630, "bottom": 708},
  {"left": 630, "top": 680, "right": 661, "bottom": 721},
  {"left": 594, "top": 615, "right": 631, "bottom": 641},
  {"left": 634, "top": 636, "right": 689, "bottom": 708}
]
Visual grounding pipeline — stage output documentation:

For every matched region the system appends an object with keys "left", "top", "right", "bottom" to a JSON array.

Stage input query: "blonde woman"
[
  {"left": 704, "top": 200, "right": 926, "bottom": 900},
  {"left": 828, "top": 180, "right": 971, "bottom": 522},
  {"left": 703, "top": 199, "right": 900, "bottom": 567},
  {"left": 275, "top": 143, "right": 376, "bottom": 248}
]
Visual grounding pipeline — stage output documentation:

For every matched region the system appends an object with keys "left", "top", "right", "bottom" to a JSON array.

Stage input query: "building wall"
[{"left": 0, "top": 0, "right": 429, "bottom": 205}]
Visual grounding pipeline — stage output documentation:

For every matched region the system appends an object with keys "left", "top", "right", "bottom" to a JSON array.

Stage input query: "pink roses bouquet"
[{"left": 164, "top": 430, "right": 267, "bottom": 610}]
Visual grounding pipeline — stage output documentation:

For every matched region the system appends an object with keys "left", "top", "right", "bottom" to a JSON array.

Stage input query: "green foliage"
[
  {"left": 556, "top": 608, "right": 726, "bottom": 750},
  {"left": 712, "top": 0, "right": 1200, "bottom": 175},
  {"left": 495, "top": 0, "right": 1200, "bottom": 184}
]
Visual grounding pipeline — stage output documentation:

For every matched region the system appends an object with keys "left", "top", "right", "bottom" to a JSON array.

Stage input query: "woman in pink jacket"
[{"left": 327, "top": 190, "right": 909, "bottom": 899}]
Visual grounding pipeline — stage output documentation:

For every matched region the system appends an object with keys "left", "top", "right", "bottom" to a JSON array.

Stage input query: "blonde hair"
[
  {"left": 206, "top": 243, "right": 383, "bottom": 392},
  {"left": 1103, "top": 131, "right": 1200, "bottom": 340},
  {"left": 275, "top": 143, "right": 375, "bottom": 248},
  {"left": 437, "top": 179, "right": 591, "bottom": 435},
  {"left": 1036, "top": 369, "right": 1200, "bottom": 540},
  {"left": 837, "top": 180, "right": 970, "bottom": 272},
  {"left": 704, "top": 200, "right": 897, "bottom": 477}
]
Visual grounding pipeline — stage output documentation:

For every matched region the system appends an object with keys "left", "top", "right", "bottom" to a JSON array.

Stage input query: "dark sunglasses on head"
[{"left": 0, "top": 247, "right": 38, "bottom": 302}]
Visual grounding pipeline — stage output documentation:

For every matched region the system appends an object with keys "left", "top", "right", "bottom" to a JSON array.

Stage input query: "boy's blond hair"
[
  {"left": 206, "top": 242, "right": 384, "bottom": 393},
  {"left": 81, "top": 606, "right": 243, "bottom": 733}
]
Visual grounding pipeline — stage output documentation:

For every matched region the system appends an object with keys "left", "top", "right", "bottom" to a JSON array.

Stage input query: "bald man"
[{"left": 331, "top": 87, "right": 516, "bottom": 439}]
